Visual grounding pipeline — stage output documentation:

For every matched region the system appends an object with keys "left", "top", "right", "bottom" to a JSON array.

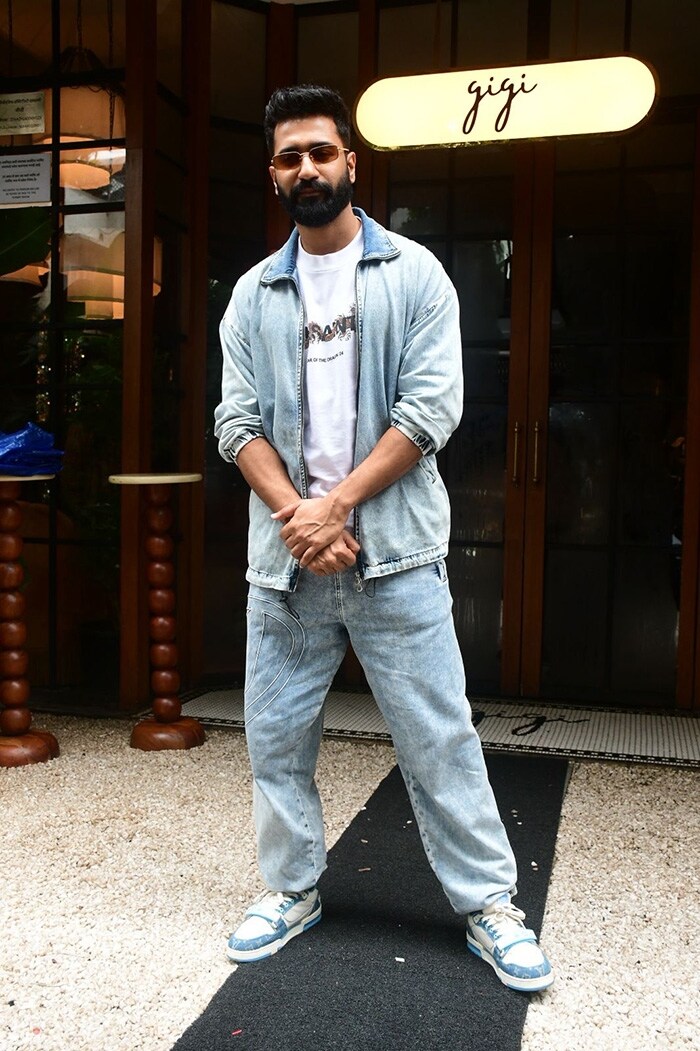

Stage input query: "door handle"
[
  {"left": 512, "top": 421, "right": 521, "bottom": 485},
  {"left": 532, "top": 420, "right": 542, "bottom": 485}
]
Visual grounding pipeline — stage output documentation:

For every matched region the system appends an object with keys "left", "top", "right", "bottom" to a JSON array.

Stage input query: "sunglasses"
[{"left": 270, "top": 144, "right": 350, "bottom": 172}]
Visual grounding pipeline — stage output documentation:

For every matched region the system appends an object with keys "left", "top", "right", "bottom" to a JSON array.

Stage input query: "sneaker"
[
  {"left": 226, "top": 888, "right": 322, "bottom": 963},
  {"left": 466, "top": 896, "right": 554, "bottom": 992}
]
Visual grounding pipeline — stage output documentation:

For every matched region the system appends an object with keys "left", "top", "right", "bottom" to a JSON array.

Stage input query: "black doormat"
[{"left": 172, "top": 754, "right": 568, "bottom": 1051}]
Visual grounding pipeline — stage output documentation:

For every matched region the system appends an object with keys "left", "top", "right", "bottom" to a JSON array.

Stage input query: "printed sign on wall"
[
  {"left": 354, "top": 57, "right": 657, "bottom": 150},
  {"left": 0, "top": 154, "right": 51, "bottom": 206},
  {"left": 0, "top": 92, "right": 46, "bottom": 136}
]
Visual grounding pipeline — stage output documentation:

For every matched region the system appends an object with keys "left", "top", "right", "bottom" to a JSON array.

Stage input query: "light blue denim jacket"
[{"left": 214, "top": 207, "right": 463, "bottom": 591}]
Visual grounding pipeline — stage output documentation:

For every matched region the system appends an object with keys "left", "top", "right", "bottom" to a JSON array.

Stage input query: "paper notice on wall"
[
  {"left": 0, "top": 92, "right": 46, "bottom": 135},
  {"left": 0, "top": 154, "right": 51, "bottom": 206}
]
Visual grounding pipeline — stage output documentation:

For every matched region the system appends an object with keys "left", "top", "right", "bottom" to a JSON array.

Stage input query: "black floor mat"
[{"left": 172, "top": 753, "right": 568, "bottom": 1051}]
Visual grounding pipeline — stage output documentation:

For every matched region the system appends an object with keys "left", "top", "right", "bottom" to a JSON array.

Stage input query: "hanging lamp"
[
  {"left": 33, "top": 0, "right": 125, "bottom": 190},
  {"left": 0, "top": 263, "right": 50, "bottom": 287}
]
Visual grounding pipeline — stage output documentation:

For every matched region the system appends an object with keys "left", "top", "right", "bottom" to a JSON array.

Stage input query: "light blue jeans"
[{"left": 244, "top": 561, "right": 517, "bottom": 915}]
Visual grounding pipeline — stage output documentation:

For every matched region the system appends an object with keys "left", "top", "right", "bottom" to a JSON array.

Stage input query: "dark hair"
[{"left": 264, "top": 84, "right": 352, "bottom": 155}]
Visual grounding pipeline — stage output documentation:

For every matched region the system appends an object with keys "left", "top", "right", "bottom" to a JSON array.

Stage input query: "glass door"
[
  {"left": 516, "top": 122, "right": 695, "bottom": 706},
  {"left": 389, "top": 145, "right": 519, "bottom": 697},
  {"left": 387, "top": 117, "right": 695, "bottom": 708}
]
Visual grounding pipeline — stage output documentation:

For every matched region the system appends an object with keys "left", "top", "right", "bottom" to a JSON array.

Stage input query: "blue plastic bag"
[{"left": 0, "top": 423, "right": 64, "bottom": 476}]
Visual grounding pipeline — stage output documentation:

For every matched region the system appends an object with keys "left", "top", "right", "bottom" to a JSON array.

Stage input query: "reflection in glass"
[
  {"left": 546, "top": 403, "right": 614, "bottom": 545},
  {"left": 453, "top": 240, "right": 512, "bottom": 341},
  {"left": 549, "top": 343, "right": 616, "bottom": 399},
  {"left": 452, "top": 178, "right": 512, "bottom": 236},
  {"left": 611, "top": 550, "right": 679, "bottom": 698},
  {"left": 617, "top": 403, "right": 681, "bottom": 547},
  {"left": 447, "top": 545, "right": 503, "bottom": 694},
  {"left": 541, "top": 549, "right": 609, "bottom": 695},
  {"left": 552, "top": 235, "right": 619, "bottom": 340},
  {"left": 544, "top": 140, "right": 692, "bottom": 705},
  {"left": 624, "top": 234, "right": 691, "bottom": 339},
  {"left": 444, "top": 405, "right": 507, "bottom": 544},
  {"left": 390, "top": 184, "right": 448, "bottom": 237},
  {"left": 60, "top": 207, "right": 162, "bottom": 319}
]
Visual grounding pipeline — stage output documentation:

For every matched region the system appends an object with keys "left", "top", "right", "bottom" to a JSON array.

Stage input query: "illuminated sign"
[{"left": 354, "top": 57, "right": 657, "bottom": 150}]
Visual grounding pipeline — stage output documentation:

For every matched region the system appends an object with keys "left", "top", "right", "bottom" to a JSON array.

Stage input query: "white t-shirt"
[{"left": 296, "top": 225, "right": 363, "bottom": 521}]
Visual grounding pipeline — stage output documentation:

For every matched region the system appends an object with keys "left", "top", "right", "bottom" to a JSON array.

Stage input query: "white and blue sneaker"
[
  {"left": 466, "top": 896, "right": 554, "bottom": 992},
  {"left": 226, "top": 888, "right": 322, "bottom": 963}
]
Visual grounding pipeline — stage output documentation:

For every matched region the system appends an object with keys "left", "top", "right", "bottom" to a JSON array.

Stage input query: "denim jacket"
[{"left": 214, "top": 207, "right": 463, "bottom": 591}]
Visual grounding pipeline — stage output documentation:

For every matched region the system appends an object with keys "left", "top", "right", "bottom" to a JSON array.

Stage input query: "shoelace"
[
  {"left": 480, "top": 901, "right": 527, "bottom": 937},
  {"left": 255, "top": 890, "right": 298, "bottom": 911}
]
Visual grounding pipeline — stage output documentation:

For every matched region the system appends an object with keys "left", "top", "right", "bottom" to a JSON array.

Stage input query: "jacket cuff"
[
  {"left": 221, "top": 429, "right": 264, "bottom": 464},
  {"left": 390, "top": 419, "right": 435, "bottom": 456}
]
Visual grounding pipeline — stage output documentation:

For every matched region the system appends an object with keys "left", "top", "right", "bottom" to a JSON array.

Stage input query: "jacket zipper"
[
  {"left": 294, "top": 277, "right": 310, "bottom": 501},
  {"left": 353, "top": 259, "right": 364, "bottom": 592}
]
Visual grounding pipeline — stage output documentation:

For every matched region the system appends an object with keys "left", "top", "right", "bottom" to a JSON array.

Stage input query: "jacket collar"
[{"left": 261, "top": 207, "right": 400, "bottom": 285}]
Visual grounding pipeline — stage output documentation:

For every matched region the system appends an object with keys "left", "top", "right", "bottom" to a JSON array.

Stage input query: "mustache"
[{"left": 290, "top": 179, "right": 331, "bottom": 204}]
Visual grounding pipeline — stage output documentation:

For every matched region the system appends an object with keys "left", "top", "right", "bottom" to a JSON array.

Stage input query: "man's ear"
[{"left": 269, "top": 166, "right": 279, "bottom": 194}]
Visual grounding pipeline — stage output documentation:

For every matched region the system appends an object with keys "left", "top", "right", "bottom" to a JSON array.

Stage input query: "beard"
[{"left": 277, "top": 169, "right": 354, "bottom": 228}]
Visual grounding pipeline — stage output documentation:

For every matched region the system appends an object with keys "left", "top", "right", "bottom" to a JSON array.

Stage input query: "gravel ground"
[{"left": 1, "top": 715, "right": 698, "bottom": 1051}]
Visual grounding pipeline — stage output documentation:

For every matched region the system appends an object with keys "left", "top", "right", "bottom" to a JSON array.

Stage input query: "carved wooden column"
[
  {"left": 109, "top": 473, "right": 205, "bottom": 749},
  {"left": 0, "top": 476, "right": 60, "bottom": 767}
]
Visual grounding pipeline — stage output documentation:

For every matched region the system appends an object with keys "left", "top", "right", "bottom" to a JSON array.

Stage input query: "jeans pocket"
[{"left": 245, "top": 595, "right": 305, "bottom": 722}]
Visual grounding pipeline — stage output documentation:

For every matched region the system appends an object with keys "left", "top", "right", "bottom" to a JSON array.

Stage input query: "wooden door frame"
[
  {"left": 677, "top": 105, "right": 700, "bottom": 710},
  {"left": 519, "top": 142, "right": 555, "bottom": 696},
  {"left": 501, "top": 144, "right": 535, "bottom": 695},
  {"left": 119, "top": 0, "right": 158, "bottom": 709},
  {"left": 176, "top": 0, "right": 212, "bottom": 689}
]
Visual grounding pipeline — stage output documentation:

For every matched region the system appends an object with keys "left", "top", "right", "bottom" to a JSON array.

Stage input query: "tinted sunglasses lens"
[
  {"left": 309, "top": 145, "right": 339, "bottom": 164},
  {"left": 273, "top": 153, "right": 301, "bottom": 171},
  {"left": 272, "top": 145, "right": 342, "bottom": 170}
]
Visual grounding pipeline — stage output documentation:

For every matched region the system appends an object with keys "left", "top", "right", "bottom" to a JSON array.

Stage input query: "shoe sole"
[
  {"left": 466, "top": 935, "right": 554, "bottom": 993},
  {"left": 226, "top": 905, "right": 322, "bottom": 963}
]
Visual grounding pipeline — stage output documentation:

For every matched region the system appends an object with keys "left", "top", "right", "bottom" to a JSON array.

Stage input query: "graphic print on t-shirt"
[
  {"left": 296, "top": 224, "right": 363, "bottom": 506},
  {"left": 305, "top": 305, "right": 356, "bottom": 360}
]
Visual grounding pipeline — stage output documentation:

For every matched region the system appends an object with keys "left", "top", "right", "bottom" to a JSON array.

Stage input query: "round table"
[
  {"left": 0, "top": 474, "right": 60, "bottom": 767},
  {"left": 109, "top": 473, "right": 206, "bottom": 751}
]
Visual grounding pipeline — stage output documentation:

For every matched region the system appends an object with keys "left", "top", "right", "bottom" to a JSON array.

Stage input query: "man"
[{"left": 214, "top": 84, "right": 553, "bottom": 993}]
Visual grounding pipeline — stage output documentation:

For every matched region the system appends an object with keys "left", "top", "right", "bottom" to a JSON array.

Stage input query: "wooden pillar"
[
  {"left": 177, "top": 0, "right": 212, "bottom": 687},
  {"left": 119, "top": 0, "right": 158, "bottom": 709},
  {"left": 109, "top": 475, "right": 206, "bottom": 749},
  {"left": 0, "top": 479, "right": 60, "bottom": 766}
]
